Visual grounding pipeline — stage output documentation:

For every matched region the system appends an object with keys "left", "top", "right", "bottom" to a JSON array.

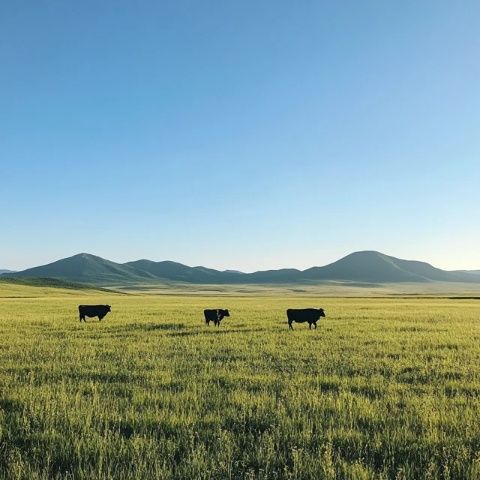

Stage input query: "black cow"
[
  {"left": 287, "top": 308, "right": 325, "bottom": 330},
  {"left": 204, "top": 309, "right": 230, "bottom": 327},
  {"left": 79, "top": 305, "right": 111, "bottom": 322}
]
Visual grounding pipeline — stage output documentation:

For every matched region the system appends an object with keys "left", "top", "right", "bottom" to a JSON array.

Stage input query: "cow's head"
[
  {"left": 106, "top": 305, "right": 111, "bottom": 312},
  {"left": 318, "top": 308, "right": 325, "bottom": 317},
  {"left": 222, "top": 309, "right": 230, "bottom": 317}
]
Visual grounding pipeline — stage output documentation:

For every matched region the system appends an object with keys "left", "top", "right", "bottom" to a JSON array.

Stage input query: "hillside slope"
[
  {"left": 9, "top": 251, "right": 480, "bottom": 285},
  {"left": 302, "top": 251, "right": 480, "bottom": 283},
  {"left": 10, "top": 253, "right": 154, "bottom": 284}
]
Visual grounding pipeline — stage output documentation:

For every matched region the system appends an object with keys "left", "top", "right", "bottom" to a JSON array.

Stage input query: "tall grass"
[{"left": 1, "top": 292, "right": 479, "bottom": 479}]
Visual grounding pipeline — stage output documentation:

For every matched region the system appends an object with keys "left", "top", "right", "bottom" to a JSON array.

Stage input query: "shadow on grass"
[
  {"left": 141, "top": 323, "right": 187, "bottom": 331},
  {"left": 101, "top": 323, "right": 188, "bottom": 335},
  {"left": 168, "top": 327, "right": 272, "bottom": 337},
  {"left": 0, "top": 397, "right": 23, "bottom": 413}
]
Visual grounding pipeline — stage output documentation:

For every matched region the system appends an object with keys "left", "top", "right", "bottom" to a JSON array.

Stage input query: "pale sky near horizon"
[{"left": 1, "top": 1, "right": 479, "bottom": 272}]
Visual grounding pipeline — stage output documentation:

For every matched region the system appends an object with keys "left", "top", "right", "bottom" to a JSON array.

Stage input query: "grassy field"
[{"left": 1, "top": 284, "right": 480, "bottom": 479}]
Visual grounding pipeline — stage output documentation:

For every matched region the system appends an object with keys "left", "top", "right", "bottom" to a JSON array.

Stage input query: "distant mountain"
[
  {"left": 9, "top": 251, "right": 480, "bottom": 286},
  {"left": 0, "top": 269, "right": 15, "bottom": 275},
  {"left": 302, "top": 251, "right": 480, "bottom": 283},
  {"left": 453, "top": 270, "right": 480, "bottom": 275},
  {"left": 8, "top": 253, "right": 156, "bottom": 284},
  {"left": 124, "top": 259, "right": 233, "bottom": 283}
]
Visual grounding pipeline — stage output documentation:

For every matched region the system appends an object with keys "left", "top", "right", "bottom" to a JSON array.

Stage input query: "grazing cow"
[
  {"left": 287, "top": 308, "right": 325, "bottom": 330},
  {"left": 79, "top": 305, "right": 111, "bottom": 322},
  {"left": 204, "top": 309, "right": 230, "bottom": 327}
]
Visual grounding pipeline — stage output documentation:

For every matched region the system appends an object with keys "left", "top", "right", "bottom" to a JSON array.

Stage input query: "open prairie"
[{"left": 1, "top": 285, "right": 480, "bottom": 479}]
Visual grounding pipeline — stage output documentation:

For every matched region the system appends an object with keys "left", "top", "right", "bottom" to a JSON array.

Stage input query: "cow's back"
[
  {"left": 287, "top": 308, "right": 319, "bottom": 322},
  {"left": 287, "top": 308, "right": 308, "bottom": 321},
  {"left": 79, "top": 305, "right": 108, "bottom": 316},
  {"left": 204, "top": 309, "right": 217, "bottom": 321}
]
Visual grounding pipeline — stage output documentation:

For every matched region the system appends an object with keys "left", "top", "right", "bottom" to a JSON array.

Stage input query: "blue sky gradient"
[{"left": 1, "top": 1, "right": 479, "bottom": 271}]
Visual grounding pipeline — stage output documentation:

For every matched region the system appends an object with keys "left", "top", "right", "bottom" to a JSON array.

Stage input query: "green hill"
[
  {"left": 9, "top": 251, "right": 480, "bottom": 286},
  {"left": 302, "top": 251, "right": 479, "bottom": 283},
  {"left": 124, "top": 259, "right": 230, "bottom": 283},
  {"left": 0, "top": 276, "right": 115, "bottom": 294},
  {"left": 9, "top": 253, "right": 154, "bottom": 285}
]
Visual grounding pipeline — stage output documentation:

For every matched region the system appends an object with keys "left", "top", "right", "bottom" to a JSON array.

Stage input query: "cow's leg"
[
  {"left": 309, "top": 322, "right": 312, "bottom": 329},
  {"left": 288, "top": 321, "right": 293, "bottom": 330},
  {"left": 314, "top": 321, "right": 317, "bottom": 329}
]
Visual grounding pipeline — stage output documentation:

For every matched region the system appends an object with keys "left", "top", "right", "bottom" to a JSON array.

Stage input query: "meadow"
[{"left": 1, "top": 283, "right": 480, "bottom": 479}]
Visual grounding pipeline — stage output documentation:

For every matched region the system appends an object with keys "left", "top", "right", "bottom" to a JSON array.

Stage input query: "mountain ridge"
[{"left": 6, "top": 251, "right": 480, "bottom": 286}]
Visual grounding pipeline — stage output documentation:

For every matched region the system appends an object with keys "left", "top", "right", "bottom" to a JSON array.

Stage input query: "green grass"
[
  {"left": 1, "top": 286, "right": 480, "bottom": 479},
  {"left": 0, "top": 277, "right": 116, "bottom": 293}
]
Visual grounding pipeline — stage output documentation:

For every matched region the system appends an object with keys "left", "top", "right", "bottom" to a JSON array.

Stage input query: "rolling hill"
[
  {"left": 6, "top": 253, "right": 156, "bottom": 285},
  {"left": 0, "top": 269, "right": 15, "bottom": 275},
  {"left": 7, "top": 251, "right": 480, "bottom": 286},
  {"left": 0, "top": 276, "right": 114, "bottom": 291},
  {"left": 124, "top": 259, "right": 233, "bottom": 283},
  {"left": 302, "top": 251, "right": 480, "bottom": 283}
]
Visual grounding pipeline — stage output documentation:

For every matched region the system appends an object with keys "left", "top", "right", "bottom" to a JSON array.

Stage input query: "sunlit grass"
[{"left": 1, "top": 289, "right": 480, "bottom": 479}]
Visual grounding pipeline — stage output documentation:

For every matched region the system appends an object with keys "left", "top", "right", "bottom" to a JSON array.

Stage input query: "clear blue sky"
[{"left": 1, "top": 1, "right": 479, "bottom": 272}]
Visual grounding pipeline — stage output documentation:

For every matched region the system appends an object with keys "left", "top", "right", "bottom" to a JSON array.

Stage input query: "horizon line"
[{"left": 4, "top": 250, "right": 479, "bottom": 275}]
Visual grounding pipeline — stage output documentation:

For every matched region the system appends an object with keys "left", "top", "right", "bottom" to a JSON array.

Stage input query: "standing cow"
[
  {"left": 79, "top": 305, "right": 111, "bottom": 322},
  {"left": 204, "top": 309, "right": 230, "bottom": 327},
  {"left": 287, "top": 308, "right": 325, "bottom": 330}
]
